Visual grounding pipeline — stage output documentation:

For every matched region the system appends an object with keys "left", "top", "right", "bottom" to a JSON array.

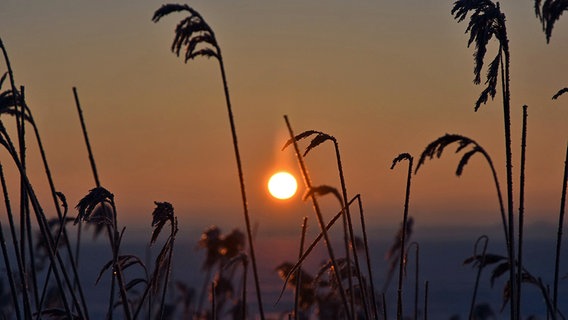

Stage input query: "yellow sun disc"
[{"left": 268, "top": 171, "right": 298, "bottom": 200}]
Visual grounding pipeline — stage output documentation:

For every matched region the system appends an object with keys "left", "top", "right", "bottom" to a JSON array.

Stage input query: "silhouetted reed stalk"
[
  {"left": 73, "top": 87, "right": 101, "bottom": 187},
  {"left": 468, "top": 235, "right": 489, "bottom": 320},
  {"left": 451, "top": 1, "right": 516, "bottom": 317},
  {"left": 391, "top": 153, "right": 414, "bottom": 320},
  {"left": 294, "top": 217, "right": 308, "bottom": 320},
  {"left": 382, "top": 293, "right": 387, "bottom": 320},
  {"left": 16, "top": 87, "right": 38, "bottom": 314},
  {"left": 152, "top": 6, "right": 264, "bottom": 317},
  {"left": 283, "top": 130, "right": 370, "bottom": 318},
  {"left": 72, "top": 86, "right": 101, "bottom": 293},
  {"left": 517, "top": 105, "right": 528, "bottom": 316},
  {"left": 0, "top": 167, "right": 21, "bottom": 320},
  {"left": 553, "top": 143, "right": 568, "bottom": 316},
  {"left": 283, "top": 115, "right": 352, "bottom": 319},
  {"left": 405, "top": 241, "right": 419, "bottom": 320},
  {"left": 424, "top": 281, "right": 429, "bottom": 320},
  {"left": 354, "top": 194, "right": 379, "bottom": 319}
]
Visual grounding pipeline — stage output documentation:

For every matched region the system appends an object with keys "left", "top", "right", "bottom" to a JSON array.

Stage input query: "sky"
[{"left": 0, "top": 0, "right": 567, "bottom": 242}]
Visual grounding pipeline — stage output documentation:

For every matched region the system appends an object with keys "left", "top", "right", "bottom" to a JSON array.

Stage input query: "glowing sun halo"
[{"left": 268, "top": 171, "right": 298, "bottom": 200}]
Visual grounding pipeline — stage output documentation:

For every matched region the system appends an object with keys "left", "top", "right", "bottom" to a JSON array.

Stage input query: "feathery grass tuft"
[
  {"left": 452, "top": 0, "right": 508, "bottom": 110},
  {"left": 152, "top": 4, "right": 220, "bottom": 62},
  {"left": 75, "top": 187, "right": 114, "bottom": 225},
  {"left": 535, "top": 0, "right": 568, "bottom": 43}
]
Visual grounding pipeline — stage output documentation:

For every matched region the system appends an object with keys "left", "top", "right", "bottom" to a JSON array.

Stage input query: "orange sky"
[{"left": 0, "top": 0, "right": 567, "bottom": 240}]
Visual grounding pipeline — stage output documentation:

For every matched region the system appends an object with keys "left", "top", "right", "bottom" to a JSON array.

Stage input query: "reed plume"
[{"left": 534, "top": 0, "right": 568, "bottom": 42}]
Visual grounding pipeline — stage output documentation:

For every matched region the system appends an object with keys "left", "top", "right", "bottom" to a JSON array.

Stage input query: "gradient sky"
[{"left": 0, "top": 0, "right": 567, "bottom": 240}]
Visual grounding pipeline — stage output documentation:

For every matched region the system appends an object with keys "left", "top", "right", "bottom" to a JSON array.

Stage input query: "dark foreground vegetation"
[{"left": 0, "top": 0, "right": 567, "bottom": 319}]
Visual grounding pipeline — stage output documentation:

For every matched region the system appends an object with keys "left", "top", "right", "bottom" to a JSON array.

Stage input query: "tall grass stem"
[
  {"left": 391, "top": 153, "right": 414, "bottom": 320},
  {"left": 517, "top": 105, "right": 528, "bottom": 317},
  {"left": 294, "top": 217, "right": 308, "bottom": 320},
  {"left": 553, "top": 142, "right": 568, "bottom": 315},
  {"left": 284, "top": 115, "right": 352, "bottom": 319}
]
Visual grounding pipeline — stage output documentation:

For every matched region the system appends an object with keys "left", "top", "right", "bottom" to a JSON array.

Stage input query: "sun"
[{"left": 268, "top": 171, "right": 298, "bottom": 200}]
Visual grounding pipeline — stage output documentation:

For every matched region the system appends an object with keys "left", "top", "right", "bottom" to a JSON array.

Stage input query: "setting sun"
[{"left": 268, "top": 171, "right": 298, "bottom": 200}]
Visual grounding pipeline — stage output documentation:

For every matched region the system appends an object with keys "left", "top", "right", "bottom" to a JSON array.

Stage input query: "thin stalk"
[
  {"left": 553, "top": 142, "right": 568, "bottom": 316},
  {"left": 0, "top": 205, "right": 22, "bottom": 320},
  {"left": 284, "top": 115, "right": 352, "bottom": 319},
  {"left": 332, "top": 139, "right": 369, "bottom": 319},
  {"left": 73, "top": 87, "right": 100, "bottom": 187},
  {"left": 158, "top": 221, "right": 178, "bottom": 320},
  {"left": 517, "top": 105, "right": 528, "bottom": 317},
  {"left": 217, "top": 55, "right": 265, "bottom": 320},
  {"left": 500, "top": 44, "right": 517, "bottom": 320},
  {"left": 72, "top": 86, "right": 101, "bottom": 301},
  {"left": 294, "top": 217, "right": 308, "bottom": 320},
  {"left": 18, "top": 87, "right": 40, "bottom": 312},
  {"left": 0, "top": 163, "right": 29, "bottom": 318},
  {"left": 407, "top": 242, "right": 419, "bottom": 320},
  {"left": 392, "top": 154, "right": 414, "bottom": 320},
  {"left": 382, "top": 293, "right": 387, "bottom": 320},
  {"left": 355, "top": 194, "right": 379, "bottom": 319},
  {"left": 241, "top": 256, "right": 248, "bottom": 320},
  {"left": 109, "top": 200, "right": 132, "bottom": 320},
  {"left": 424, "top": 281, "right": 429, "bottom": 320},
  {"left": 468, "top": 235, "right": 489, "bottom": 320},
  {"left": 341, "top": 201, "right": 355, "bottom": 317}
]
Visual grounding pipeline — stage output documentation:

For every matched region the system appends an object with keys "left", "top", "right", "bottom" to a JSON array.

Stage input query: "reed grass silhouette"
[
  {"left": 553, "top": 143, "right": 568, "bottom": 316},
  {"left": 390, "top": 153, "right": 414, "bottom": 320},
  {"left": 403, "top": 241, "right": 420, "bottom": 320},
  {"left": 152, "top": 5, "right": 265, "bottom": 317},
  {"left": 451, "top": 0, "right": 517, "bottom": 315}
]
